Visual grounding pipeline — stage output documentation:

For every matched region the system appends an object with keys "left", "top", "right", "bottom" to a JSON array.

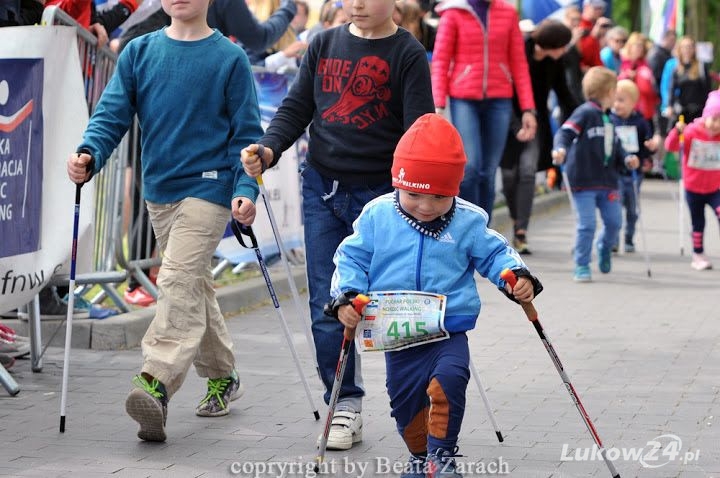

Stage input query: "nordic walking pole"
[
  {"left": 250, "top": 144, "right": 320, "bottom": 380},
  {"left": 468, "top": 358, "right": 503, "bottom": 442},
  {"left": 231, "top": 218, "right": 319, "bottom": 420},
  {"left": 315, "top": 294, "right": 370, "bottom": 472},
  {"left": 500, "top": 269, "right": 621, "bottom": 478},
  {"left": 631, "top": 170, "right": 652, "bottom": 278},
  {"left": 677, "top": 115, "right": 686, "bottom": 256},
  {"left": 559, "top": 165, "right": 577, "bottom": 214},
  {"left": 60, "top": 183, "right": 82, "bottom": 432}
]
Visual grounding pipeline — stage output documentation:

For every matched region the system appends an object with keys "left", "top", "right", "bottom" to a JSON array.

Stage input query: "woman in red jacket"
[{"left": 431, "top": 0, "right": 536, "bottom": 221}]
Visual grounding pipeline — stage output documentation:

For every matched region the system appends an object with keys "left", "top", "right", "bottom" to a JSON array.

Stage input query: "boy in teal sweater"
[{"left": 67, "top": 0, "right": 263, "bottom": 442}]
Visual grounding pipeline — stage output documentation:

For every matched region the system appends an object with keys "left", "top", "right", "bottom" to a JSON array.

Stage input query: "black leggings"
[{"left": 685, "top": 189, "right": 720, "bottom": 253}]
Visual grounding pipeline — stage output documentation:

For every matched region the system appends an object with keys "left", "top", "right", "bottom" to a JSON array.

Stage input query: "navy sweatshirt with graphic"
[
  {"left": 259, "top": 24, "right": 435, "bottom": 185},
  {"left": 553, "top": 100, "right": 630, "bottom": 190}
]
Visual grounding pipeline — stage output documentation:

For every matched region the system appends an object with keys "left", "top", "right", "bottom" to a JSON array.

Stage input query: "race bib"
[
  {"left": 615, "top": 125, "right": 639, "bottom": 153},
  {"left": 355, "top": 291, "right": 448, "bottom": 352},
  {"left": 688, "top": 139, "right": 720, "bottom": 170}
]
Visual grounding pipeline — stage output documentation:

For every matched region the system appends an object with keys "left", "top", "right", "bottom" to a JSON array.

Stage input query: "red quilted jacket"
[{"left": 431, "top": 0, "right": 534, "bottom": 110}]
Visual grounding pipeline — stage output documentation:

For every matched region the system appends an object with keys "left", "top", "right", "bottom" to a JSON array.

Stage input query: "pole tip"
[
  {"left": 313, "top": 410, "right": 320, "bottom": 420},
  {"left": 496, "top": 431, "right": 504, "bottom": 442},
  {"left": 60, "top": 416, "right": 66, "bottom": 433}
]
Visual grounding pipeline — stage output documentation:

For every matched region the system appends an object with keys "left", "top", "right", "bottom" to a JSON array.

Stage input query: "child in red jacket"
[{"left": 665, "top": 89, "right": 720, "bottom": 270}]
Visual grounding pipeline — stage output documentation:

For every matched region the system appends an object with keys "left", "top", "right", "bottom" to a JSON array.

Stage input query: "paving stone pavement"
[{"left": 1, "top": 179, "right": 719, "bottom": 478}]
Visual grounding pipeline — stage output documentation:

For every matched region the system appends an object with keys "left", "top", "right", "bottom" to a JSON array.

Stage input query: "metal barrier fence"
[
  {"left": 42, "top": 6, "right": 129, "bottom": 310},
  {"left": 39, "top": 8, "right": 305, "bottom": 311}
]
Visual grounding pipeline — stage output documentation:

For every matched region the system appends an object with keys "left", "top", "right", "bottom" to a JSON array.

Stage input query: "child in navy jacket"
[{"left": 553, "top": 67, "right": 640, "bottom": 282}]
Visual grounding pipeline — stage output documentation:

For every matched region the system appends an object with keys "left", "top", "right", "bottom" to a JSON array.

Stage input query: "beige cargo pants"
[{"left": 141, "top": 197, "right": 234, "bottom": 398}]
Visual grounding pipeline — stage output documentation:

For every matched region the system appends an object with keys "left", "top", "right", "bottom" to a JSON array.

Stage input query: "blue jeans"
[
  {"left": 618, "top": 175, "right": 641, "bottom": 245},
  {"left": 449, "top": 97, "right": 512, "bottom": 222},
  {"left": 301, "top": 163, "right": 393, "bottom": 412},
  {"left": 572, "top": 189, "right": 622, "bottom": 267}
]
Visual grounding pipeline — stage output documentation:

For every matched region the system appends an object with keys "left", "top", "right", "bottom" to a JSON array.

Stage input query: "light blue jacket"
[{"left": 331, "top": 193, "right": 527, "bottom": 333}]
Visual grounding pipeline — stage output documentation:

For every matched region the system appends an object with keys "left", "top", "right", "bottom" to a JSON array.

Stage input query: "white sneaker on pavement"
[
  {"left": 691, "top": 253, "right": 712, "bottom": 271},
  {"left": 317, "top": 410, "right": 362, "bottom": 450}
]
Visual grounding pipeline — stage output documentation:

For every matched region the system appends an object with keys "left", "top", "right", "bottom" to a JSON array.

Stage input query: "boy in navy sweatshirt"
[
  {"left": 67, "top": 0, "right": 263, "bottom": 441},
  {"left": 552, "top": 66, "right": 640, "bottom": 282}
]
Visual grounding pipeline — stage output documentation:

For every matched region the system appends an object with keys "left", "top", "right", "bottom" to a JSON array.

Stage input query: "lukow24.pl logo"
[{"left": 561, "top": 434, "right": 700, "bottom": 468}]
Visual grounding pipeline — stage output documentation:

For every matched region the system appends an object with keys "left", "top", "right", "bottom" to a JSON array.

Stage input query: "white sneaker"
[
  {"left": 317, "top": 411, "right": 362, "bottom": 450},
  {"left": 691, "top": 253, "right": 712, "bottom": 271}
]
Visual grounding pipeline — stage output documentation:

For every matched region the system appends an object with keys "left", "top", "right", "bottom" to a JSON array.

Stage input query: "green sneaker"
[
  {"left": 195, "top": 369, "right": 244, "bottom": 417},
  {"left": 573, "top": 265, "right": 592, "bottom": 282},
  {"left": 125, "top": 375, "right": 168, "bottom": 442}
]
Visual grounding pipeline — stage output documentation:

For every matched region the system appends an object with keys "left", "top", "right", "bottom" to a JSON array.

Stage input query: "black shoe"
[
  {"left": 20, "top": 287, "right": 90, "bottom": 320},
  {"left": 512, "top": 236, "right": 531, "bottom": 255}
]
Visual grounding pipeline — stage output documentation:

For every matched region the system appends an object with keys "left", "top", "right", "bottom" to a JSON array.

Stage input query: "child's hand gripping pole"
[
  {"left": 500, "top": 269, "right": 621, "bottom": 478},
  {"left": 315, "top": 294, "right": 370, "bottom": 472}
]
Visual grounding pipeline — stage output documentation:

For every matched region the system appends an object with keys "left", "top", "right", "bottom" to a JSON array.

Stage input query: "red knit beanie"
[{"left": 391, "top": 113, "right": 467, "bottom": 197}]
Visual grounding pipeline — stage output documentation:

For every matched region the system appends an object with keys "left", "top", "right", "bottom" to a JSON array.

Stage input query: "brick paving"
[{"left": 1, "top": 179, "right": 718, "bottom": 478}]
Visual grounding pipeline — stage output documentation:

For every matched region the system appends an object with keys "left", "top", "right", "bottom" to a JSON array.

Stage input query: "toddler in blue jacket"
[{"left": 327, "top": 114, "right": 542, "bottom": 477}]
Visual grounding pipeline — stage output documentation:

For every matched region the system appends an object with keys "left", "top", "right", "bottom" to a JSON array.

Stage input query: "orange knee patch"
[
  {"left": 427, "top": 377, "right": 449, "bottom": 439},
  {"left": 403, "top": 406, "right": 429, "bottom": 453}
]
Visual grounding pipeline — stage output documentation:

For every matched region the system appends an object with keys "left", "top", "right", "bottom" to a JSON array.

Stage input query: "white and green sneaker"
[{"left": 195, "top": 369, "right": 244, "bottom": 417}]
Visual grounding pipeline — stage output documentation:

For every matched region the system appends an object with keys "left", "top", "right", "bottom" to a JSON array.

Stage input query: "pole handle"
[
  {"left": 255, "top": 144, "right": 268, "bottom": 177},
  {"left": 343, "top": 294, "right": 370, "bottom": 340},
  {"left": 230, "top": 198, "right": 260, "bottom": 249},
  {"left": 500, "top": 268, "right": 538, "bottom": 321},
  {"left": 678, "top": 114, "right": 685, "bottom": 143}
]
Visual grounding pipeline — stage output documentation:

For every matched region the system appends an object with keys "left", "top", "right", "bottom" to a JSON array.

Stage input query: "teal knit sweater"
[{"left": 79, "top": 29, "right": 263, "bottom": 207}]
